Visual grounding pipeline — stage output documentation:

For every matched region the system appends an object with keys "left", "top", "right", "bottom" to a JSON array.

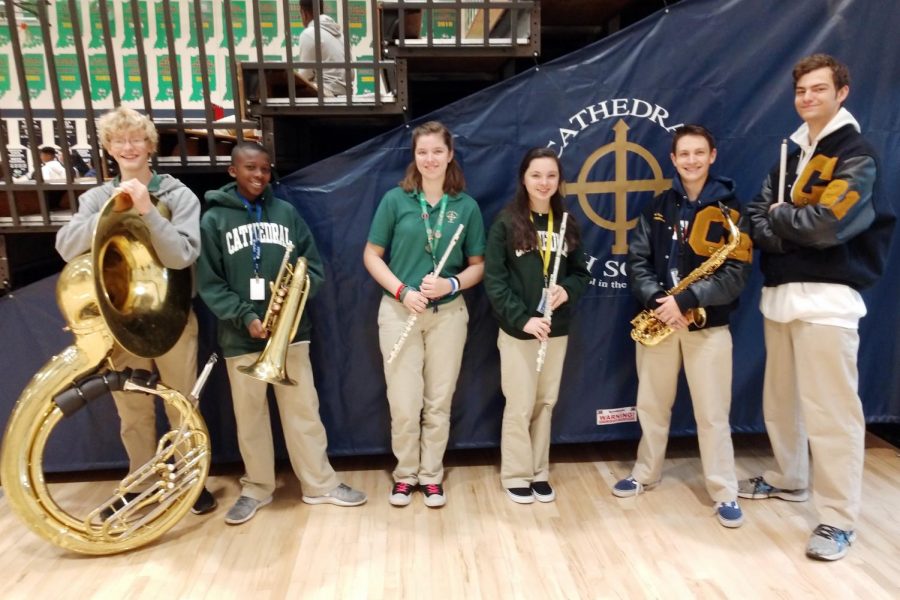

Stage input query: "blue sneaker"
[
  {"left": 806, "top": 524, "right": 856, "bottom": 561},
  {"left": 738, "top": 476, "right": 808, "bottom": 502},
  {"left": 715, "top": 500, "right": 744, "bottom": 528},
  {"left": 612, "top": 476, "right": 656, "bottom": 498}
]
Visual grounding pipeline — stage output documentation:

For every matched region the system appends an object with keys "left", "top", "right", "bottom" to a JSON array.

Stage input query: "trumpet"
[
  {"left": 238, "top": 242, "right": 310, "bottom": 385},
  {"left": 536, "top": 212, "right": 569, "bottom": 373}
]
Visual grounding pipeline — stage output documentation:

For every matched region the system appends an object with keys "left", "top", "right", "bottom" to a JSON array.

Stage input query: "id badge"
[
  {"left": 250, "top": 277, "right": 266, "bottom": 301},
  {"left": 536, "top": 287, "right": 549, "bottom": 315}
]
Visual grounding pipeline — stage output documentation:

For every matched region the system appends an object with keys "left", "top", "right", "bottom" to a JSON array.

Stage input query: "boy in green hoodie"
[{"left": 198, "top": 142, "right": 366, "bottom": 525}]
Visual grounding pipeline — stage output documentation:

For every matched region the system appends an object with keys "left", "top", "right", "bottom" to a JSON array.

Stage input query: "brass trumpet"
[
  {"left": 0, "top": 190, "right": 211, "bottom": 555},
  {"left": 238, "top": 242, "right": 310, "bottom": 386}
]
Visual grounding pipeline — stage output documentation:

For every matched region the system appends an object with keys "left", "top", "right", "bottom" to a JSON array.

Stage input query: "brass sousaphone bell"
[{"left": 93, "top": 190, "right": 192, "bottom": 356}]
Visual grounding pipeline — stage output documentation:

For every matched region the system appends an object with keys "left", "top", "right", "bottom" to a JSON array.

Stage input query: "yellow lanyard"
[{"left": 531, "top": 210, "right": 553, "bottom": 283}]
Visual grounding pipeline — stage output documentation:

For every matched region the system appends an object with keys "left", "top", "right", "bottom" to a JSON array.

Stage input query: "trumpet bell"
[
  {"left": 237, "top": 355, "right": 297, "bottom": 386},
  {"left": 237, "top": 257, "right": 309, "bottom": 387},
  {"left": 92, "top": 191, "right": 191, "bottom": 358}
]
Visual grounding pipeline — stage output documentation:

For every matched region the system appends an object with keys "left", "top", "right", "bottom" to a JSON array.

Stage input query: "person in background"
[
  {"left": 16, "top": 146, "right": 69, "bottom": 182},
  {"left": 297, "top": 0, "right": 350, "bottom": 97}
]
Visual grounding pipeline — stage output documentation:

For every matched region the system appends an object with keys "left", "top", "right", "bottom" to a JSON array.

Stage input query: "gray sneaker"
[
  {"left": 737, "top": 476, "right": 808, "bottom": 502},
  {"left": 302, "top": 483, "right": 367, "bottom": 507},
  {"left": 806, "top": 524, "right": 856, "bottom": 561},
  {"left": 225, "top": 495, "right": 272, "bottom": 525}
]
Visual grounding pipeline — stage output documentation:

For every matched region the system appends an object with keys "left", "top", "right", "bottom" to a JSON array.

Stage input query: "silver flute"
[
  {"left": 536, "top": 212, "right": 569, "bottom": 373},
  {"left": 386, "top": 224, "right": 465, "bottom": 364},
  {"left": 776, "top": 139, "right": 788, "bottom": 204}
]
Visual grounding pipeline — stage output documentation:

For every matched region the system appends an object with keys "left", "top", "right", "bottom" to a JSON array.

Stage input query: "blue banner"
[{"left": 277, "top": 0, "right": 900, "bottom": 453}]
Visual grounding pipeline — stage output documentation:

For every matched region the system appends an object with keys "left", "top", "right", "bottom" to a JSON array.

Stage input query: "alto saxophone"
[{"left": 630, "top": 206, "right": 741, "bottom": 346}]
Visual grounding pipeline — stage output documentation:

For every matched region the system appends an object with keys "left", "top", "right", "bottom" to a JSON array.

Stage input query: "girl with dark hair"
[
  {"left": 363, "top": 121, "right": 486, "bottom": 508},
  {"left": 484, "top": 147, "right": 590, "bottom": 504}
]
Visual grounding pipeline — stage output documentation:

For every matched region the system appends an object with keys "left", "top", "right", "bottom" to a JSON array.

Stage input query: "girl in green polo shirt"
[
  {"left": 363, "top": 121, "right": 486, "bottom": 508},
  {"left": 484, "top": 147, "right": 590, "bottom": 505}
]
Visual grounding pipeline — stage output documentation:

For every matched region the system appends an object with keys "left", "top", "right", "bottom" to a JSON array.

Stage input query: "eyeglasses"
[{"left": 109, "top": 138, "right": 148, "bottom": 149}]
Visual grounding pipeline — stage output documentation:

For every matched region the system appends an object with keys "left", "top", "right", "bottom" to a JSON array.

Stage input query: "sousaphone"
[{"left": 0, "top": 190, "right": 212, "bottom": 555}]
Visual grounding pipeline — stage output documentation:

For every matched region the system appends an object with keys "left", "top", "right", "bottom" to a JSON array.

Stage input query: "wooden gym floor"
[{"left": 1, "top": 434, "right": 898, "bottom": 599}]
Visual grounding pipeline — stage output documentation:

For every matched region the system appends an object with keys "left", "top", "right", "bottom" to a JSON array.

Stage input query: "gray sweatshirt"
[
  {"left": 55, "top": 173, "right": 201, "bottom": 272},
  {"left": 297, "top": 15, "right": 349, "bottom": 97}
]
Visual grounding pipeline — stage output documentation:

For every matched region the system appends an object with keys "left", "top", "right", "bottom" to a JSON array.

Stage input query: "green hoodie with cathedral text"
[{"left": 198, "top": 182, "right": 323, "bottom": 358}]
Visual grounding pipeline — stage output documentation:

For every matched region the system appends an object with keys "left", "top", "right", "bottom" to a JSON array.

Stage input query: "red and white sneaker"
[
  {"left": 422, "top": 483, "right": 446, "bottom": 508},
  {"left": 389, "top": 482, "right": 415, "bottom": 507}
]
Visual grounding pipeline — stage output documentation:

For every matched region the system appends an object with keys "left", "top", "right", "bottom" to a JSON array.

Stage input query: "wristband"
[
  {"left": 400, "top": 287, "right": 412, "bottom": 303},
  {"left": 395, "top": 284, "right": 406, "bottom": 301},
  {"left": 449, "top": 276, "right": 459, "bottom": 294}
]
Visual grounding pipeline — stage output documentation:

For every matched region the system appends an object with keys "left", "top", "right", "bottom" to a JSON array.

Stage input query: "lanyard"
[
  {"left": 531, "top": 210, "right": 554, "bottom": 285},
  {"left": 239, "top": 194, "right": 263, "bottom": 276},
  {"left": 417, "top": 191, "right": 449, "bottom": 270}
]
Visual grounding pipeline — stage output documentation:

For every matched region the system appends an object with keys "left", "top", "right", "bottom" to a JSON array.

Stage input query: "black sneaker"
[
  {"left": 191, "top": 487, "right": 217, "bottom": 515},
  {"left": 506, "top": 487, "right": 534, "bottom": 504},
  {"left": 531, "top": 481, "right": 556, "bottom": 503},
  {"left": 99, "top": 492, "right": 141, "bottom": 520},
  {"left": 422, "top": 483, "right": 446, "bottom": 508}
]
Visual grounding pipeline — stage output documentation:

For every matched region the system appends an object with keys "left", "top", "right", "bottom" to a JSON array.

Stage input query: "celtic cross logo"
[{"left": 565, "top": 119, "right": 671, "bottom": 254}]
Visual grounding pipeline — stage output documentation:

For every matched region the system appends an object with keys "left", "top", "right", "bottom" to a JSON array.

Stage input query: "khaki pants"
[
  {"left": 225, "top": 342, "right": 338, "bottom": 501},
  {"left": 109, "top": 310, "right": 199, "bottom": 472},
  {"left": 761, "top": 318, "right": 864, "bottom": 531},
  {"left": 377, "top": 295, "right": 468, "bottom": 485},
  {"left": 631, "top": 325, "right": 738, "bottom": 502},
  {"left": 498, "top": 330, "right": 568, "bottom": 489}
]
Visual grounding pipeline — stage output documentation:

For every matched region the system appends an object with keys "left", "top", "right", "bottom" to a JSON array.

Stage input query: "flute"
[
  {"left": 776, "top": 139, "right": 787, "bottom": 204},
  {"left": 536, "top": 212, "right": 569, "bottom": 373},
  {"left": 386, "top": 224, "right": 465, "bottom": 364}
]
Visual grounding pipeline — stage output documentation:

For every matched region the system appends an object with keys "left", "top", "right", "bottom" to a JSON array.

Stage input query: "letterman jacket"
[
  {"left": 627, "top": 174, "right": 752, "bottom": 330},
  {"left": 747, "top": 109, "right": 894, "bottom": 290}
]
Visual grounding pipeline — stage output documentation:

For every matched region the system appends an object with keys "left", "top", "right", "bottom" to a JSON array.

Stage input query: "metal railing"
[
  {"left": 381, "top": 0, "right": 538, "bottom": 58},
  {"left": 0, "top": 0, "right": 538, "bottom": 231}
]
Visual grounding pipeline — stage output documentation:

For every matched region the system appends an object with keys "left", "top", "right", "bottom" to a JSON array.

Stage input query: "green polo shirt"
[{"left": 368, "top": 186, "right": 486, "bottom": 305}]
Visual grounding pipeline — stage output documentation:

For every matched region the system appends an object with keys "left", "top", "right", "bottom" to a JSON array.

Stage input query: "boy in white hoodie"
[
  {"left": 744, "top": 54, "right": 894, "bottom": 561},
  {"left": 297, "top": 0, "right": 350, "bottom": 97}
]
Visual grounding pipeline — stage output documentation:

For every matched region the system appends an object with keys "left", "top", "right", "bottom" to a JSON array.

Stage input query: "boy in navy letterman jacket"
[
  {"left": 742, "top": 54, "right": 894, "bottom": 561},
  {"left": 198, "top": 142, "right": 366, "bottom": 525},
  {"left": 612, "top": 125, "right": 753, "bottom": 529}
]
